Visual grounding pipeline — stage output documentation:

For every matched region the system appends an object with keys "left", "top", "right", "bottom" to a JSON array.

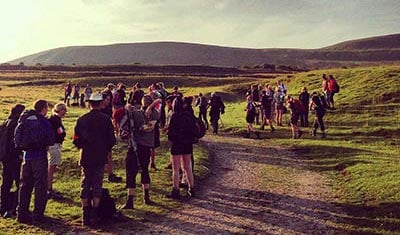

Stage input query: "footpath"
[{"left": 138, "top": 133, "right": 347, "bottom": 234}]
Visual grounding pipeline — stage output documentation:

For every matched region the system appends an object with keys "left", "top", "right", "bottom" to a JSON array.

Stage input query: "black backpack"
[
  {"left": 177, "top": 111, "right": 197, "bottom": 144},
  {"left": 193, "top": 117, "right": 206, "bottom": 143},
  {"left": 0, "top": 120, "right": 9, "bottom": 161},
  {"left": 98, "top": 188, "right": 116, "bottom": 220}
]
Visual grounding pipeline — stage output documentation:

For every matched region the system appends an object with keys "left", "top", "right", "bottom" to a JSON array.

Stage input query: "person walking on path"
[
  {"left": 73, "top": 93, "right": 116, "bottom": 226},
  {"left": 195, "top": 93, "right": 209, "bottom": 130},
  {"left": 15, "top": 100, "right": 55, "bottom": 223},
  {"left": 47, "top": 103, "right": 67, "bottom": 200},
  {"left": 0, "top": 104, "right": 25, "bottom": 218},
  {"left": 208, "top": 92, "right": 225, "bottom": 135}
]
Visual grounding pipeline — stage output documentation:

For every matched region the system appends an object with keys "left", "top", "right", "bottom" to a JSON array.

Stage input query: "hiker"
[
  {"left": 260, "top": 85, "right": 275, "bottom": 132},
  {"left": 166, "top": 96, "right": 196, "bottom": 199},
  {"left": 195, "top": 93, "right": 209, "bottom": 130},
  {"left": 244, "top": 96, "right": 260, "bottom": 139},
  {"left": 321, "top": 74, "right": 330, "bottom": 108},
  {"left": 15, "top": 100, "right": 55, "bottom": 223},
  {"left": 287, "top": 96, "right": 304, "bottom": 139},
  {"left": 0, "top": 104, "right": 25, "bottom": 218},
  {"left": 180, "top": 96, "right": 196, "bottom": 188},
  {"left": 73, "top": 93, "right": 116, "bottom": 226},
  {"left": 148, "top": 84, "right": 163, "bottom": 170},
  {"left": 277, "top": 80, "right": 287, "bottom": 94},
  {"left": 100, "top": 91, "right": 122, "bottom": 183},
  {"left": 112, "top": 83, "right": 127, "bottom": 134},
  {"left": 299, "top": 87, "right": 310, "bottom": 127},
  {"left": 72, "top": 83, "right": 81, "bottom": 105},
  {"left": 327, "top": 74, "right": 339, "bottom": 109},
  {"left": 245, "top": 84, "right": 261, "bottom": 124},
  {"left": 274, "top": 87, "right": 285, "bottom": 126},
  {"left": 64, "top": 82, "right": 72, "bottom": 106},
  {"left": 84, "top": 84, "right": 92, "bottom": 107},
  {"left": 47, "top": 103, "right": 67, "bottom": 200},
  {"left": 208, "top": 92, "right": 225, "bottom": 135},
  {"left": 128, "top": 82, "right": 145, "bottom": 106},
  {"left": 157, "top": 82, "right": 169, "bottom": 128},
  {"left": 310, "top": 92, "right": 327, "bottom": 139},
  {"left": 122, "top": 95, "right": 160, "bottom": 209}
]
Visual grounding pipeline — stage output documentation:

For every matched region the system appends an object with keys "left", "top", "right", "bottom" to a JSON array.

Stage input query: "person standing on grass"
[
  {"left": 73, "top": 83, "right": 81, "bottom": 105},
  {"left": 299, "top": 87, "right": 310, "bottom": 127},
  {"left": 244, "top": 95, "right": 260, "bottom": 139},
  {"left": 310, "top": 92, "right": 327, "bottom": 139},
  {"left": 195, "top": 92, "right": 209, "bottom": 130},
  {"left": 73, "top": 93, "right": 116, "bottom": 226},
  {"left": 122, "top": 95, "right": 160, "bottom": 209},
  {"left": 287, "top": 96, "right": 304, "bottom": 139},
  {"left": 47, "top": 103, "right": 67, "bottom": 200},
  {"left": 100, "top": 91, "right": 122, "bottom": 183},
  {"left": 260, "top": 85, "right": 275, "bottom": 132},
  {"left": 84, "top": 84, "right": 92, "bottom": 107},
  {"left": 327, "top": 74, "right": 339, "bottom": 110},
  {"left": 64, "top": 81, "right": 72, "bottom": 106},
  {"left": 208, "top": 92, "right": 225, "bottom": 135},
  {"left": 166, "top": 96, "right": 196, "bottom": 199},
  {"left": 274, "top": 87, "right": 285, "bottom": 126},
  {"left": 0, "top": 104, "right": 25, "bottom": 218},
  {"left": 15, "top": 100, "right": 55, "bottom": 224}
]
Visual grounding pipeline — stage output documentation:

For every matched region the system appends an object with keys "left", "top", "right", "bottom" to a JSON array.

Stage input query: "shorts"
[
  {"left": 171, "top": 142, "right": 193, "bottom": 155},
  {"left": 80, "top": 166, "right": 104, "bottom": 199},
  {"left": 290, "top": 113, "right": 300, "bottom": 125},
  {"left": 246, "top": 114, "right": 255, "bottom": 124},
  {"left": 48, "top": 143, "right": 62, "bottom": 166},
  {"left": 263, "top": 107, "right": 272, "bottom": 119}
]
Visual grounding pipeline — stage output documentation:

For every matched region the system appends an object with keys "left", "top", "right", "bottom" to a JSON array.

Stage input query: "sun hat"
[{"left": 87, "top": 93, "right": 104, "bottom": 101}]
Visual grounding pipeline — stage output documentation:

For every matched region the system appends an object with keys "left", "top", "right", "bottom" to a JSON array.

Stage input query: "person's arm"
[{"left": 145, "top": 98, "right": 162, "bottom": 117}]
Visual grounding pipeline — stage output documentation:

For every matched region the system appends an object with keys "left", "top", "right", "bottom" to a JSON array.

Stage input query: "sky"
[{"left": 0, "top": 0, "right": 399, "bottom": 63}]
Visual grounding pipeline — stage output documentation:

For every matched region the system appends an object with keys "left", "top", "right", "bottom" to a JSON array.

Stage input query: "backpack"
[
  {"left": 329, "top": 78, "right": 340, "bottom": 93},
  {"left": 0, "top": 120, "right": 9, "bottom": 161},
  {"left": 293, "top": 99, "right": 306, "bottom": 114},
  {"left": 200, "top": 96, "right": 208, "bottom": 108},
  {"left": 97, "top": 188, "right": 116, "bottom": 220},
  {"left": 14, "top": 110, "right": 55, "bottom": 150},
  {"left": 176, "top": 111, "right": 197, "bottom": 144},
  {"left": 193, "top": 117, "right": 206, "bottom": 143}
]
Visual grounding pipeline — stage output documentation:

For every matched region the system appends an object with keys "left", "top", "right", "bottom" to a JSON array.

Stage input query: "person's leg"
[
  {"left": 123, "top": 147, "right": 138, "bottom": 209},
  {"left": 182, "top": 154, "right": 196, "bottom": 197},
  {"left": 32, "top": 157, "right": 48, "bottom": 220},
  {"left": 1, "top": 161, "right": 14, "bottom": 214},
  {"left": 318, "top": 112, "right": 326, "bottom": 138},
  {"left": 107, "top": 151, "right": 122, "bottom": 182},
  {"left": 166, "top": 154, "right": 181, "bottom": 199},
  {"left": 90, "top": 166, "right": 105, "bottom": 224},
  {"left": 80, "top": 167, "right": 91, "bottom": 226},
  {"left": 17, "top": 160, "right": 34, "bottom": 222},
  {"left": 137, "top": 145, "right": 152, "bottom": 204}
]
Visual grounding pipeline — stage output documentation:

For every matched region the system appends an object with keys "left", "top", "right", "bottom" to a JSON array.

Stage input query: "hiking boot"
[
  {"left": 122, "top": 199, "right": 134, "bottom": 210},
  {"left": 17, "top": 215, "right": 32, "bottom": 224},
  {"left": 179, "top": 183, "right": 189, "bottom": 189},
  {"left": 165, "top": 188, "right": 180, "bottom": 200},
  {"left": 108, "top": 174, "right": 122, "bottom": 183},
  {"left": 260, "top": 125, "right": 265, "bottom": 130},
  {"left": 321, "top": 132, "right": 326, "bottom": 139},
  {"left": 188, "top": 188, "right": 196, "bottom": 198},
  {"left": 48, "top": 190, "right": 64, "bottom": 200},
  {"left": 150, "top": 162, "right": 157, "bottom": 170},
  {"left": 270, "top": 126, "right": 275, "bottom": 132},
  {"left": 143, "top": 190, "right": 154, "bottom": 205},
  {"left": 82, "top": 206, "right": 91, "bottom": 226},
  {"left": 311, "top": 129, "right": 317, "bottom": 137}
]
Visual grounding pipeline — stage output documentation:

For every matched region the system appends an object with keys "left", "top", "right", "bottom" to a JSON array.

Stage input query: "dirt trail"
[{"left": 139, "top": 134, "right": 347, "bottom": 235}]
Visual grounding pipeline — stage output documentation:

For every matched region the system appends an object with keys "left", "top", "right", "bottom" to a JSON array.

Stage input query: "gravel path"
[{"left": 140, "top": 134, "right": 347, "bottom": 235}]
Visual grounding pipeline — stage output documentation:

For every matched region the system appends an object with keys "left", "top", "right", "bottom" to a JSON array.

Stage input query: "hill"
[{"left": 7, "top": 33, "right": 400, "bottom": 68}]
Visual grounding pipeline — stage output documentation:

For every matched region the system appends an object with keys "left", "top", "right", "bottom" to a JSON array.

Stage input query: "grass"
[{"left": 0, "top": 65, "right": 399, "bottom": 234}]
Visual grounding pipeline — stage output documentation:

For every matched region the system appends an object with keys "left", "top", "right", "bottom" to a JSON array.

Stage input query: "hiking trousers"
[
  {"left": 1, "top": 158, "right": 22, "bottom": 212},
  {"left": 313, "top": 111, "right": 325, "bottom": 132},
  {"left": 17, "top": 157, "right": 48, "bottom": 218}
]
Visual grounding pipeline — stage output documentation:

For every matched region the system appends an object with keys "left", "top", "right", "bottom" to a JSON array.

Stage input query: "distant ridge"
[{"left": 7, "top": 33, "right": 400, "bottom": 68}]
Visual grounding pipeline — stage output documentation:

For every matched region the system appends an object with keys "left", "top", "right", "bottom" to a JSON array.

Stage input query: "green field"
[{"left": 0, "top": 65, "right": 399, "bottom": 234}]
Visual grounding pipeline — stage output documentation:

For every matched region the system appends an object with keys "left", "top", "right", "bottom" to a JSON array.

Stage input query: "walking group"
[
  {"left": 244, "top": 74, "right": 339, "bottom": 139},
  {"left": 0, "top": 81, "right": 225, "bottom": 227}
]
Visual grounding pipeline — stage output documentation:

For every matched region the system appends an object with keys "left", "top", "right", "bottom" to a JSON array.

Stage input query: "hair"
[
  {"left": 142, "top": 94, "right": 153, "bottom": 108},
  {"left": 53, "top": 102, "right": 66, "bottom": 114},
  {"left": 198, "top": 93, "right": 203, "bottom": 97},
  {"left": 33, "top": 100, "right": 48, "bottom": 113},
  {"left": 10, "top": 104, "right": 25, "bottom": 117},
  {"left": 302, "top": 87, "right": 307, "bottom": 92},
  {"left": 172, "top": 96, "right": 183, "bottom": 114},
  {"left": 329, "top": 74, "right": 334, "bottom": 79},
  {"left": 173, "top": 86, "right": 179, "bottom": 91}
]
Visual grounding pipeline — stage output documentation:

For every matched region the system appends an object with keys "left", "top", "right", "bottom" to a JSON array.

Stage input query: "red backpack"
[{"left": 328, "top": 78, "right": 340, "bottom": 93}]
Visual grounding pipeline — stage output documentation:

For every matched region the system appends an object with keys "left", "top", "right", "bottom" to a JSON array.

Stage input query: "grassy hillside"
[{"left": 7, "top": 34, "right": 400, "bottom": 68}]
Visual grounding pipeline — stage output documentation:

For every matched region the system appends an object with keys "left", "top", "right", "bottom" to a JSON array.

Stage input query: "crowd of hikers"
[
  {"left": 0, "top": 81, "right": 225, "bottom": 227},
  {"left": 244, "top": 74, "right": 339, "bottom": 139},
  {"left": 0, "top": 73, "right": 338, "bottom": 227}
]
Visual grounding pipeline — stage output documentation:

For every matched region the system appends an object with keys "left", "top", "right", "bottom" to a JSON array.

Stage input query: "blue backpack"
[{"left": 14, "top": 110, "right": 55, "bottom": 150}]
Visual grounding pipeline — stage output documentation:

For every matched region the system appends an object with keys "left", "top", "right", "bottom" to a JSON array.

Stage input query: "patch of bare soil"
[{"left": 133, "top": 134, "right": 348, "bottom": 235}]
